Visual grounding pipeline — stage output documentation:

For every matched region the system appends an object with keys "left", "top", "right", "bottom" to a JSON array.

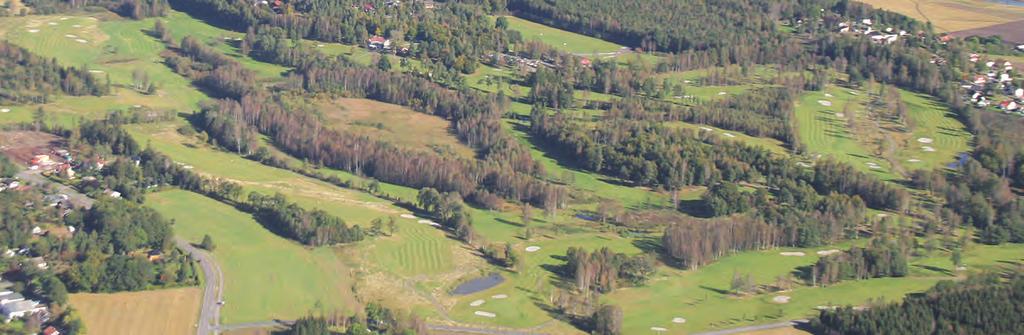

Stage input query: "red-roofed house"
[
  {"left": 580, "top": 58, "right": 592, "bottom": 67},
  {"left": 367, "top": 36, "right": 390, "bottom": 50}
]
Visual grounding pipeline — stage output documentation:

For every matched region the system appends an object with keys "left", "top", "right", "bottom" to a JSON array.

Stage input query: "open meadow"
[
  {"left": 147, "top": 190, "right": 359, "bottom": 324},
  {"left": 69, "top": 287, "right": 202, "bottom": 335}
]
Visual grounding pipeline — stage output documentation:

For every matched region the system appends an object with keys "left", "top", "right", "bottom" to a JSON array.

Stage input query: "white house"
[
  {"left": 1015, "top": 88, "right": 1023, "bottom": 99},
  {"left": 1, "top": 300, "right": 45, "bottom": 322},
  {"left": 0, "top": 292, "right": 24, "bottom": 306},
  {"left": 1018, "top": 44, "right": 1024, "bottom": 51}
]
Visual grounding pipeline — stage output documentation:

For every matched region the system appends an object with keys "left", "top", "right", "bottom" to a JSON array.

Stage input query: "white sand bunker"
[
  {"left": 699, "top": 126, "right": 713, "bottom": 131},
  {"left": 816, "top": 305, "right": 838, "bottom": 311},
  {"left": 75, "top": 39, "right": 88, "bottom": 43},
  {"left": 796, "top": 162, "right": 812, "bottom": 168},
  {"left": 835, "top": 113, "right": 845, "bottom": 118},
  {"left": 27, "top": 29, "right": 39, "bottom": 33},
  {"left": 72, "top": 24, "right": 81, "bottom": 28},
  {"left": 59, "top": 17, "right": 69, "bottom": 20},
  {"left": 48, "top": 22, "right": 57, "bottom": 26},
  {"left": 525, "top": 246, "right": 541, "bottom": 253},
  {"left": 848, "top": 91, "right": 858, "bottom": 95},
  {"left": 907, "top": 159, "right": 921, "bottom": 163},
  {"left": 917, "top": 137, "right": 934, "bottom": 144},
  {"left": 65, "top": 34, "right": 77, "bottom": 38},
  {"left": 773, "top": 295, "right": 791, "bottom": 304},
  {"left": 491, "top": 294, "right": 508, "bottom": 299},
  {"left": 469, "top": 299, "right": 485, "bottom": 307},
  {"left": 718, "top": 92, "right": 727, "bottom": 95},
  {"left": 922, "top": 146, "right": 936, "bottom": 152},
  {"left": 400, "top": 214, "right": 416, "bottom": 219},
  {"left": 474, "top": 311, "right": 496, "bottom": 318},
  {"left": 418, "top": 219, "right": 441, "bottom": 227},
  {"left": 825, "top": 93, "right": 834, "bottom": 97},
  {"left": 0, "top": 109, "right": 9, "bottom": 113},
  {"left": 780, "top": 252, "right": 805, "bottom": 257},
  {"left": 875, "top": 213, "right": 889, "bottom": 218},
  {"left": 651, "top": 327, "right": 668, "bottom": 332},
  {"left": 865, "top": 162, "right": 882, "bottom": 170},
  {"left": 817, "top": 249, "right": 840, "bottom": 256},
  {"left": 88, "top": 70, "right": 104, "bottom": 73},
  {"left": 672, "top": 317, "right": 686, "bottom": 324},
  {"left": 722, "top": 133, "right": 736, "bottom": 138},
  {"left": 818, "top": 100, "right": 833, "bottom": 106}
]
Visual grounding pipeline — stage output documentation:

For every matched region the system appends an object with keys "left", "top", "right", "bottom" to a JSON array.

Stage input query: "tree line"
[{"left": 0, "top": 41, "right": 109, "bottom": 104}]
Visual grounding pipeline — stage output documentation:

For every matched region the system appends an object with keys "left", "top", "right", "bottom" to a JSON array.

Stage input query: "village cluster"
[
  {"left": 836, "top": 18, "right": 910, "bottom": 45},
  {"left": 965, "top": 55, "right": 1023, "bottom": 114}
]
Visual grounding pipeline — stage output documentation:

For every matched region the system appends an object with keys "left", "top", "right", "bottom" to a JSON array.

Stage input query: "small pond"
[{"left": 451, "top": 273, "right": 504, "bottom": 295}]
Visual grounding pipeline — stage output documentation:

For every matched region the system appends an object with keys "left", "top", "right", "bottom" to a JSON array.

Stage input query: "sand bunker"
[
  {"left": 722, "top": 133, "right": 736, "bottom": 138},
  {"left": 917, "top": 137, "right": 934, "bottom": 144},
  {"left": 773, "top": 295, "right": 791, "bottom": 304},
  {"left": 474, "top": 311, "right": 496, "bottom": 318},
  {"left": 469, "top": 300, "right": 485, "bottom": 307},
  {"left": 75, "top": 39, "right": 88, "bottom": 43},
  {"left": 72, "top": 24, "right": 81, "bottom": 28},
  {"left": 491, "top": 294, "right": 508, "bottom": 299},
  {"left": 922, "top": 146, "right": 936, "bottom": 152},
  {"left": 47, "top": 22, "right": 57, "bottom": 26},
  {"left": 875, "top": 213, "right": 889, "bottom": 218},
  {"left": 59, "top": 17, "right": 69, "bottom": 20},
  {"left": 818, "top": 100, "right": 832, "bottom": 106},
  {"left": 699, "top": 126, "right": 713, "bottom": 131},
  {"left": 848, "top": 91, "right": 858, "bottom": 95},
  {"left": 418, "top": 219, "right": 441, "bottom": 227},
  {"left": 780, "top": 252, "right": 805, "bottom": 257},
  {"left": 817, "top": 249, "right": 841, "bottom": 256},
  {"left": 88, "top": 70, "right": 104, "bottom": 73},
  {"left": 865, "top": 162, "right": 882, "bottom": 170},
  {"left": 796, "top": 162, "right": 812, "bottom": 168},
  {"left": 651, "top": 327, "right": 668, "bottom": 332},
  {"left": 907, "top": 159, "right": 921, "bottom": 163},
  {"left": 825, "top": 93, "right": 834, "bottom": 97},
  {"left": 400, "top": 214, "right": 416, "bottom": 219},
  {"left": 816, "top": 305, "right": 838, "bottom": 310},
  {"left": 672, "top": 317, "right": 686, "bottom": 324},
  {"left": 525, "top": 246, "right": 541, "bottom": 253},
  {"left": 27, "top": 29, "right": 39, "bottom": 33},
  {"left": 64, "top": 34, "right": 77, "bottom": 38},
  {"left": 835, "top": 113, "right": 845, "bottom": 118},
  {"left": 718, "top": 92, "right": 727, "bottom": 95},
  {"left": 0, "top": 109, "right": 9, "bottom": 113}
]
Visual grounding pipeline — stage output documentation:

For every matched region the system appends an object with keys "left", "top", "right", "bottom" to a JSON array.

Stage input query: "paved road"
[
  {"left": 15, "top": 170, "right": 224, "bottom": 335},
  {"left": 177, "top": 239, "right": 224, "bottom": 335},
  {"left": 692, "top": 320, "right": 808, "bottom": 335}
]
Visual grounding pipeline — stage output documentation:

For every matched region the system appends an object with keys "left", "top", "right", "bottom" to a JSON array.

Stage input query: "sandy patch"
[
  {"left": 75, "top": 39, "right": 88, "bottom": 43},
  {"left": 907, "top": 159, "right": 921, "bottom": 163},
  {"left": 722, "top": 133, "right": 736, "bottom": 138},
  {"left": 796, "top": 162, "right": 812, "bottom": 168},
  {"left": 835, "top": 113, "right": 845, "bottom": 118},
  {"left": 418, "top": 219, "right": 441, "bottom": 227},
  {"left": 47, "top": 22, "right": 57, "bottom": 26},
  {"left": 672, "top": 317, "right": 686, "bottom": 324},
  {"left": 699, "top": 126, "right": 713, "bottom": 131},
  {"left": 27, "top": 29, "right": 39, "bottom": 33},
  {"left": 65, "top": 34, "right": 77, "bottom": 38},
  {"left": 917, "top": 137, "right": 934, "bottom": 143},
  {"left": 525, "top": 246, "right": 541, "bottom": 253},
  {"left": 88, "top": 70, "right": 104, "bottom": 74},
  {"left": 474, "top": 311, "right": 496, "bottom": 318},
  {"left": 816, "top": 249, "right": 841, "bottom": 256},
  {"left": 780, "top": 252, "right": 805, "bottom": 257},
  {"left": 825, "top": 93, "right": 834, "bottom": 97},
  {"left": 59, "top": 17, "right": 69, "bottom": 20},
  {"left": 72, "top": 24, "right": 81, "bottom": 28},
  {"left": 718, "top": 92, "right": 727, "bottom": 95},
  {"left": 922, "top": 146, "right": 936, "bottom": 152},
  {"left": 651, "top": 327, "right": 668, "bottom": 332},
  {"left": 818, "top": 100, "right": 832, "bottom": 106},
  {"left": 400, "top": 214, "right": 416, "bottom": 219},
  {"left": 491, "top": 294, "right": 508, "bottom": 299},
  {"left": 865, "top": 162, "right": 882, "bottom": 170},
  {"left": 848, "top": 91, "right": 858, "bottom": 95},
  {"left": 0, "top": 109, "right": 9, "bottom": 113},
  {"left": 876, "top": 213, "right": 889, "bottom": 218},
  {"left": 469, "top": 299, "right": 485, "bottom": 307},
  {"left": 772, "top": 295, "right": 791, "bottom": 304}
]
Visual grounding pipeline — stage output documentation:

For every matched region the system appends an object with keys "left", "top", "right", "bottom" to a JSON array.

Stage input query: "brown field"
[
  {"left": 0, "top": 131, "right": 66, "bottom": 166},
  {"left": 69, "top": 287, "right": 202, "bottom": 335},
  {"left": 738, "top": 327, "right": 814, "bottom": 335},
  {"left": 319, "top": 98, "right": 476, "bottom": 159},
  {"left": 952, "top": 19, "right": 1024, "bottom": 43},
  {"left": 855, "top": 0, "right": 1024, "bottom": 32}
]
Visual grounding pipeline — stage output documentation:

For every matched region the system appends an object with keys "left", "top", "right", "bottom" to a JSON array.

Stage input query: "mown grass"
[
  {"left": 896, "top": 90, "right": 972, "bottom": 172},
  {"left": 147, "top": 190, "right": 358, "bottom": 324},
  {"left": 498, "top": 16, "right": 625, "bottom": 55},
  {"left": 371, "top": 219, "right": 456, "bottom": 276}
]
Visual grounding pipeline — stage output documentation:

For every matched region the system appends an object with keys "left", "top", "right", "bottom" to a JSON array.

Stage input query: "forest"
[{"left": 0, "top": 41, "right": 109, "bottom": 104}]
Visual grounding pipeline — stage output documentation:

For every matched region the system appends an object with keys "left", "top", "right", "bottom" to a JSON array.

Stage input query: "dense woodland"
[
  {"left": 0, "top": 41, "right": 109, "bottom": 104},
  {"left": 812, "top": 272, "right": 1024, "bottom": 334},
  {"left": 22, "top": 0, "right": 168, "bottom": 18}
]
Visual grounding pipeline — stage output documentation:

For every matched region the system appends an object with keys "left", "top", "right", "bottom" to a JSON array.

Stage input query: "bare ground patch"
[{"left": 319, "top": 98, "right": 477, "bottom": 159}]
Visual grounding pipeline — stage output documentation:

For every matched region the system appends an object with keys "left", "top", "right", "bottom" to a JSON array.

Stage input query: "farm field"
[
  {"left": 854, "top": 0, "right": 1024, "bottom": 32},
  {"left": 147, "top": 190, "right": 358, "bottom": 324},
  {"left": 69, "top": 287, "right": 202, "bottom": 335},
  {"left": 126, "top": 122, "right": 403, "bottom": 226},
  {"left": 318, "top": 98, "right": 477, "bottom": 159}
]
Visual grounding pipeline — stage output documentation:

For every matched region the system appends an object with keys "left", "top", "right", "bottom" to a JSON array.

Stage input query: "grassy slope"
[
  {"left": 148, "top": 190, "right": 358, "bottom": 324},
  {"left": 499, "top": 16, "right": 625, "bottom": 55},
  {"left": 70, "top": 287, "right": 202, "bottom": 335}
]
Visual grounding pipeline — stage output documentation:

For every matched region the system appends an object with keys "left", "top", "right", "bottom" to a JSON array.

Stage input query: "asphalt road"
[{"left": 16, "top": 170, "right": 95, "bottom": 208}]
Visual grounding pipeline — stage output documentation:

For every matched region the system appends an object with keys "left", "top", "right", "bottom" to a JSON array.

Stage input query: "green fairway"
[
  {"left": 371, "top": 219, "right": 456, "bottom": 276},
  {"left": 126, "top": 122, "right": 404, "bottom": 226},
  {"left": 147, "top": 190, "right": 357, "bottom": 324},
  {"left": 664, "top": 121, "right": 790, "bottom": 155},
  {"left": 499, "top": 16, "right": 626, "bottom": 55},
  {"left": 894, "top": 90, "right": 972, "bottom": 172}
]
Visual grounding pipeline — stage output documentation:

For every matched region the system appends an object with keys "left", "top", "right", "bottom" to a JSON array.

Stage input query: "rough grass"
[
  {"left": 318, "top": 98, "right": 476, "bottom": 159},
  {"left": 664, "top": 122, "right": 790, "bottom": 155},
  {"left": 126, "top": 122, "right": 403, "bottom": 226},
  {"left": 498, "top": 16, "right": 625, "bottom": 55},
  {"left": 854, "top": 0, "right": 1024, "bottom": 32},
  {"left": 69, "top": 287, "right": 202, "bottom": 335},
  {"left": 147, "top": 190, "right": 358, "bottom": 324}
]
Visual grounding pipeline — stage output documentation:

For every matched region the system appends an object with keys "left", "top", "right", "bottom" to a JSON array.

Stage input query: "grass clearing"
[
  {"left": 318, "top": 98, "right": 476, "bottom": 159},
  {"left": 499, "top": 16, "right": 626, "bottom": 55},
  {"left": 665, "top": 122, "right": 790, "bottom": 155},
  {"left": 70, "top": 287, "right": 202, "bottom": 335},
  {"left": 148, "top": 190, "right": 358, "bottom": 324},
  {"left": 854, "top": 0, "right": 1024, "bottom": 32}
]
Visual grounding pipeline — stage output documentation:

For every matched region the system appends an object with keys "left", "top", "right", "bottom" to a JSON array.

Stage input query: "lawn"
[
  {"left": 126, "top": 122, "right": 403, "bottom": 226},
  {"left": 894, "top": 90, "right": 972, "bottom": 172},
  {"left": 854, "top": 0, "right": 1024, "bottom": 32},
  {"left": 147, "top": 190, "right": 358, "bottom": 324},
  {"left": 70, "top": 287, "right": 202, "bottom": 335},
  {"left": 371, "top": 219, "right": 457, "bottom": 276},
  {"left": 499, "top": 16, "right": 625, "bottom": 55},
  {"left": 318, "top": 98, "right": 476, "bottom": 159}
]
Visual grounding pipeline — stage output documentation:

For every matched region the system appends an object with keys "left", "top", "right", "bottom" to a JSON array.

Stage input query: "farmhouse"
[
  {"left": 42, "top": 326, "right": 60, "bottom": 335},
  {"left": 367, "top": 36, "right": 391, "bottom": 50}
]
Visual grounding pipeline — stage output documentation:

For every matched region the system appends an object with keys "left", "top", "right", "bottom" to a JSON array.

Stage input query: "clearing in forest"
[
  {"left": 498, "top": 16, "right": 626, "bottom": 55},
  {"left": 69, "top": 287, "right": 202, "bottom": 335},
  {"left": 319, "top": 98, "right": 477, "bottom": 159},
  {"left": 147, "top": 190, "right": 358, "bottom": 324}
]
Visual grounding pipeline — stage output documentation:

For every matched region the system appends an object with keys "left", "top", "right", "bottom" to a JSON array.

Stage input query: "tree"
[
  {"left": 520, "top": 205, "right": 533, "bottom": 227},
  {"left": 200, "top": 234, "right": 216, "bottom": 251},
  {"left": 377, "top": 56, "right": 392, "bottom": 71},
  {"left": 504, "top": 242, "right": 520, "bottom": 270},
  {"left": 951, "top": 247, "right": 963, "bottom": 270},
  {"left": 592, "top": 305, "right": 623, "bottom": 335},
  {"left": 386, "top": 216, "right": 397, "bottom": 236},
  {"left": 595, "top": 199, "right": 622, "bottom": 224}
]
